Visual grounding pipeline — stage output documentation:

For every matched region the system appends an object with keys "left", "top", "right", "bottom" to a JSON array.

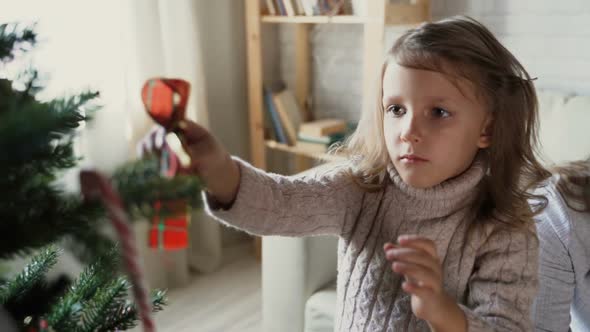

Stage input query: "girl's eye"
[
  {"left": 432, "top": 107, "right": 451, "bottom": 118},
  {"left": 386, "top": 105, "right": 405, "bottom": 117}
]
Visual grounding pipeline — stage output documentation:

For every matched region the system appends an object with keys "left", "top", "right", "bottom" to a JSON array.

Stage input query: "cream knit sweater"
[{"left": 206, "top": 157, "right": 538, "bottom": 331}]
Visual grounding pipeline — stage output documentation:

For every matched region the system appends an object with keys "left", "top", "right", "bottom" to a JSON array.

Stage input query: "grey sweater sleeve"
[
  {"left": 204, "top": 157, "right": 364, "bottom": 237},
  {"left": 459, "top": 226, "right": 539, "bottom": 332},
  {"left": 532, "top": 186, "right": 575, "bottom": 332}
]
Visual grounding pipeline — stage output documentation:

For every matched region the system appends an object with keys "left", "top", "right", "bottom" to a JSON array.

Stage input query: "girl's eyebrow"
[
  {"left": 382, "top": 96, "right": 401, "bottom": 104},
  {"left": 382, "top": 95, "right": 453, "bottom": 105}
]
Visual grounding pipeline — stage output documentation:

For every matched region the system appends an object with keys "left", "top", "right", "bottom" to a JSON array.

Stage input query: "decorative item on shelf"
[
  {"left": 264, "top": 0, "right": 346, "bottom": 17},
  {"left": 319, "top": 0, "right": 346, "bottom": 16},
  {"left": 141, "top": 78, "right": 193, "bottom": 251},
  {"left": 296, "top": 119, "right": 356, "bottom": 153}
]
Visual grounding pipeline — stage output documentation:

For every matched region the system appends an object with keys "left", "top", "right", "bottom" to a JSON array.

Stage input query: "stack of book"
[
  {"left": 263, "top": 85, "right": 353, "bottom": 154},
  {"left": 264, "top": 0, "right": 346, "bottom": 16},
  {"left": 264, "top": 87, "right": 303, "bottom": 146},
  {"left": 296, "top": 119, "right": 348, "bottom": 153}
]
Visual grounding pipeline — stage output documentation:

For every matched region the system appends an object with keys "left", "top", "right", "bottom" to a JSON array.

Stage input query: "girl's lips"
[{"left": 400, "top": 154, "right": 428, "bottom": 163}]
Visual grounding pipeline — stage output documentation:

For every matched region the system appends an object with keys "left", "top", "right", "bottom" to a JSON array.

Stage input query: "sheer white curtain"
[
  {"left": 123, "top": 0, "right": 225, "bottom": 289},
  {"left": 0, "top": 0, "right": 226, "bottom": 290}
]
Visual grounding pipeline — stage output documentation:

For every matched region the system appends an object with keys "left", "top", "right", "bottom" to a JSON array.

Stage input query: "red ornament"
[{"left": 141, "top": 78, "right": 190, "bottom": 131}]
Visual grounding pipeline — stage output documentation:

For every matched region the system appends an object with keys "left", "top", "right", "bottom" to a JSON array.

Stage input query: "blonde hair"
[{"left": 337, "top": 16, "right": 550, "bottom": 227}]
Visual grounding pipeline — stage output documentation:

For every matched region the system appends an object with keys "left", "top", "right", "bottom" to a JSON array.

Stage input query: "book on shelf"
[
  {"left": 264, "top": 87, "right": 288, "bottom": 144},
  {"left": 299, "top": 118, "right": 347, "bottom": 137},
  {"left": 265, "top": 0, "right": 277, "bottom": 15},
  {"left": 296, "top": 131, "right": 347, "bottom": 153},
  {"left": 283, "top": 0, "right": 296, "bottom": 16},
  {"left": 272, "top": 89, "right": 304, "bottom": 145},
  {"left": 294, "top": 0, "right": 305, "bottom": 15},
  {"left": 264, "top": 0, "right": 346, "bottom": 17},
  {"left": 300, "top": 0, "right": 315, "bottom": 16},
  {"left": 297, "top": 131, "right": 346, "bottom": 145},
  {"left": 276, "top": 0, "right": 288, "bottom": 15}
]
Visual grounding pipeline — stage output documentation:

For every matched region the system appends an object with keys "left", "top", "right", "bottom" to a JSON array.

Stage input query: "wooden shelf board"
[
  {"left": 265, "top": 140, "right": 346, "bottom": 162},
  {"left": 261, "top": 4, "right": 428, "bottom": 25},
  {"left": 261, "top": 15, "right": 365, "bottom": 24}
]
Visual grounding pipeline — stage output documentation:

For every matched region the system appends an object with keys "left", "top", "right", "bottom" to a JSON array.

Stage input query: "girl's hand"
[
  {"left": 384, "top": 235, "right": 466, "bottom": 332},
  {"left": 174, "top": 120, "right": 240, "bottom": 205}
]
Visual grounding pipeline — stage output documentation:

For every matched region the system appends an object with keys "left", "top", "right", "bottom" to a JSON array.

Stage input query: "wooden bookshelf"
[
  {"left": 245, "top": 0, "right": 430, "bottom": 172},
  {"left": 261, "top": 15, "right": 365, "bottom": 24},
  {"left": 261, "top": 3, "right": 430, "bottom": 25},
  {"left": 245, "top": 0, "right": 430, "bottom": 259}
]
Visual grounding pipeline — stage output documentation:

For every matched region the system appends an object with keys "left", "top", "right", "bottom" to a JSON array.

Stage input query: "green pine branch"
[
  {"left": 4, "top": 246, "right": 168, "bottom": 331},
  {"left": 77, "top": 277, "right": 167, "bottom": 332},
  {"left": 0, "top": 86, "right": 102, "bottom": 259},
  {"left": 0, "top": 23, "right": 36, "bottom": 62},
  {"left": 0, "top": 90, "right": 98, "bottom": 171},
  {"left": 0, "top": 246, "right": 60, "bottom": 305},
  {"left": 0, "top": 197, "right": 105, "bottom": 260},
  {"left": 113, "top": 155, "right": 204, "bottom": 220},
  {"left": 47, "top": 247, "right": 119, "bottom": 331},
  {"left": 78, "top": 276, "right": 130, "bottom": 332},
  {"left": 98, "top": 289, "right": 168, "bottom": 332}
]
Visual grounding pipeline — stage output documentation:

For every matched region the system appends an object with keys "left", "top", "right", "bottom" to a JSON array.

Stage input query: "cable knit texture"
[
  {"left": 532, "top": 175, "right": 590, "bottom": 331},
  {"left": 205, "top": 157, "right": 538, "bottom": 332}
]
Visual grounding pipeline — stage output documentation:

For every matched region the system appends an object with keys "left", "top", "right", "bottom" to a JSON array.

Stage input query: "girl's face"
[{"left": 382, "top": 63, "right": 492, "bottom": 188}]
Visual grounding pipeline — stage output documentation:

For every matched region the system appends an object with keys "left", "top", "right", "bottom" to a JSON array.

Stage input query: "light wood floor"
[{"left": 136, "top": 244, "right": 262, "bottom": 332}]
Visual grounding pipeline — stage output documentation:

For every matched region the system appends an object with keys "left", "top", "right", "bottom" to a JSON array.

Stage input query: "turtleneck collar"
[{"left": 386, "top": 153, "right": 487, "bottom": 220}]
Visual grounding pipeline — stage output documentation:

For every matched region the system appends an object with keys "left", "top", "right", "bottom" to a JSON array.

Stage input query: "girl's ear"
[{"left": 477, "top": 115, "right": 493, "bottom": 148}]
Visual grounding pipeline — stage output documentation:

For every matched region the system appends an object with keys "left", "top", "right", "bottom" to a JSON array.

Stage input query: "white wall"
[
  {"left": 275, "top": 0, "right": 590, "bottom": 123},
  {"left": 431, "top": 0, "right": 590, "bottom": 95},
  {"left": 194, "top": 0, "right": 253, "bottom": 245},
  {"left": 194, "top": 0, "right": 250, "bottom": 161}
]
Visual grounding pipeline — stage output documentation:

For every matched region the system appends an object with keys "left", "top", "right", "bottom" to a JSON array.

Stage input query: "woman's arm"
[{"left": 532, "top": 196, "right": 575, "bottom": 332}]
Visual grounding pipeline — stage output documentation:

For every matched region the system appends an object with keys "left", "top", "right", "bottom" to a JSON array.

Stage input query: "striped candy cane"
[{"left": 80, "top": 170, "right": 155, "bottom": 332}]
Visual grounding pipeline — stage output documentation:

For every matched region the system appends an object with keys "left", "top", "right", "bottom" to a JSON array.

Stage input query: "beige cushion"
[{"left": 304, "top": 281, "right": 337, "bottom": 332}]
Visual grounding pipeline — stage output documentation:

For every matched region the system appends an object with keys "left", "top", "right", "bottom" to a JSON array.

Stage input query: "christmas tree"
[{"left": 0, "top": 23, "right": 203, "bottom": 331}]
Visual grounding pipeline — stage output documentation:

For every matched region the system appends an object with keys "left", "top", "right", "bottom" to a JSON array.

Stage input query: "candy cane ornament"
[{"left": 80, "top": 170, "right": 155, "bottom": 332}]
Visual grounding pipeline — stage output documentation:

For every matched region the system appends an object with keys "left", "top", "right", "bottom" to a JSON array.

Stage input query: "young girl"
[
  {"left": 175, "top": 16, "right": 550, "bottom": 331},
  {"left": 532, "top": 159, "right": 590, "bottom": 331}
]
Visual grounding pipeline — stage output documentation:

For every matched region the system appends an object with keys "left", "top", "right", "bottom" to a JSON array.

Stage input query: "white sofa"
[{"left": 261, "top": 90, "right": 590, "bottom": 332}]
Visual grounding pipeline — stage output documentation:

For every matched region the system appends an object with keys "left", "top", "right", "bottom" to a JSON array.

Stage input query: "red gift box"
[{"left": 149, "top": 200, "right": 189, "bottom": 250}]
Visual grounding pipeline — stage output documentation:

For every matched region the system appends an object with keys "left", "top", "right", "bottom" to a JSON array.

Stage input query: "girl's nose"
[{"left": 399, "top": 116, "right": 422, "bottom": 143}]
